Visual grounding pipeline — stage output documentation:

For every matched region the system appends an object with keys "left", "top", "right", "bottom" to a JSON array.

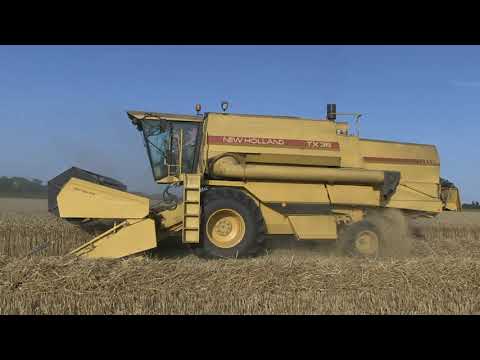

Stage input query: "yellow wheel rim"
[
  {"left": 206, "top": 208, "right": 246, "bottom": 249},
  {"left": 354, "top": 230, "right": 379, "bottom": 256}
]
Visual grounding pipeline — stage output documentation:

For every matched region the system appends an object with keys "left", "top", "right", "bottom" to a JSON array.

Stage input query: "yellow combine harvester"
[{"left": 48, "top": 103, "right": 461, "bottom": 259}]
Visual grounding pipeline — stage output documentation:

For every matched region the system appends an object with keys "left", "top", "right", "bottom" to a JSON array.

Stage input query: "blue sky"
[{"left": 0, "top": 45, "right": 478, "bottom": 201}]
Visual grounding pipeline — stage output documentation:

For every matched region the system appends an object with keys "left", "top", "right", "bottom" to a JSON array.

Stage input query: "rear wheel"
[
  {"left": 338, "top": 221, "right": 382, "bottom": 257},
  {"left": 191, "top": 188, "right": 266, "bottom": 258},
  {"left": 337, "top": 209, "right": 412, "bottom": 258}
]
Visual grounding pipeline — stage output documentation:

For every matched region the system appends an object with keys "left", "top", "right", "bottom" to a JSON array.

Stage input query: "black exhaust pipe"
[{"left": 327, "top": 103, "right": 336, "bottom": 121}]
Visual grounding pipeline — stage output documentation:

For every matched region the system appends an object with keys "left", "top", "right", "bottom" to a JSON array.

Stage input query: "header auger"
[{"left": 48, "top": 104, "right": 462, "bottom": 259}]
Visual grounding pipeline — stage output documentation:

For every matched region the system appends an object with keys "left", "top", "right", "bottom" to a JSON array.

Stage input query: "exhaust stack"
[{"left": 327, "top": 103, "right": 336, "bottom": 121}]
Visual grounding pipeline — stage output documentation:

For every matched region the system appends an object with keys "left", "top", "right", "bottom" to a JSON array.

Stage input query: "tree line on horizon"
[
  {"left": 0, "top": 177, "right": 47, "bottom": 198},
  {"left": 463, "top": 201, "right": 480, "bottom": 209}
]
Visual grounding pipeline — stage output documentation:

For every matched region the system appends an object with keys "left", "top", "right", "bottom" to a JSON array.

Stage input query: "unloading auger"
[{"left": 48, "top": 104, "right": 462, "bottom": 259}]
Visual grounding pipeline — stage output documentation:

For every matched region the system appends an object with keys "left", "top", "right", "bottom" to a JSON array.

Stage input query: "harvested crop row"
[
  {"left": 1, "top": 211, "right": 480, "bottom": 315},
  {"left": 0, "top": 212, "right": 90, "bottom": 257},
  {"left": 412, "top": 223, "right": 480, "bottom": 258},
  {"left": 1, "top": 255, "right": 480, "bottom": 314}
]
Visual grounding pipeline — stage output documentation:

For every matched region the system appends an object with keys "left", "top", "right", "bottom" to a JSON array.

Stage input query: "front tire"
[{"left": 191, "top": 188, "right": 266, "bottom": 258}]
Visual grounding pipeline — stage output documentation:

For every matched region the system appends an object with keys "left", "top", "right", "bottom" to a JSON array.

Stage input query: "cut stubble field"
[{"left": 1, "top": 197, "right": 480, "bottom": 314}]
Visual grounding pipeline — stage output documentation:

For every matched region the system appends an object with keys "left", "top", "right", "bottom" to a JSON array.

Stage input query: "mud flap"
[{"left": 70, "top": 218, "right": 157, "bottom": 259}]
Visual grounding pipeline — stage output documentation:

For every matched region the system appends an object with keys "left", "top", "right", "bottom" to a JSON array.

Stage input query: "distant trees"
[
  {"left": 463, "top": 201, "right": 480, "bottom": 209},
  {"left": 0, "top": 177, "right": 47, "bottom": 198}
]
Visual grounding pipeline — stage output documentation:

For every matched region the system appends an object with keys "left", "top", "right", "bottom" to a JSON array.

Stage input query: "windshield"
[{"left": 141, "top": 120, "right": 201, "bottom": 181}]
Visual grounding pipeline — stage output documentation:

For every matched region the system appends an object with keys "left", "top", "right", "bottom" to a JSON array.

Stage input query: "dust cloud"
[{"left": 366, "top": 208, "right": 414, "bottom": 258}]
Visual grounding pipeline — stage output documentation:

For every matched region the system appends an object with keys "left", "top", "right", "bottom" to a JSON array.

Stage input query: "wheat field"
[{"left": 1, "top": 197, "right": 480, "bottom": 314}]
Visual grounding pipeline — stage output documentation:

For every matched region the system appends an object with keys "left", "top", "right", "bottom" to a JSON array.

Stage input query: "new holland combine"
[{"left": 48, "top": 103, "right": 461, "bottom": 259}]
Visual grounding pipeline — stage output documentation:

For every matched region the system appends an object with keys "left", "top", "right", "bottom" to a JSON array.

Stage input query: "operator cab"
[{"left": 127, "top": 111, "right": 203, "bottom": 183}]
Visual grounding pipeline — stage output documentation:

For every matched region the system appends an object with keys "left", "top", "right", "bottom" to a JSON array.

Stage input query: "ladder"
[{"left": 182, "top": 174, "right": 202, "bottom": 243}]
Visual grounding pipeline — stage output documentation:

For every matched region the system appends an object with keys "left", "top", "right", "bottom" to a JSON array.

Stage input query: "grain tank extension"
[{"left": 48, "top": 104, "right": 461, "bottom": 259}]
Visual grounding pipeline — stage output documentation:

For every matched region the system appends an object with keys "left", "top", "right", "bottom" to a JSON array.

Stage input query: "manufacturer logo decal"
[
  {"left": 208, "top": 136, "right": 339, "bottom": 151},
  {"left": 73, "top": 187, "right": 95, "bottom": 196}
]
